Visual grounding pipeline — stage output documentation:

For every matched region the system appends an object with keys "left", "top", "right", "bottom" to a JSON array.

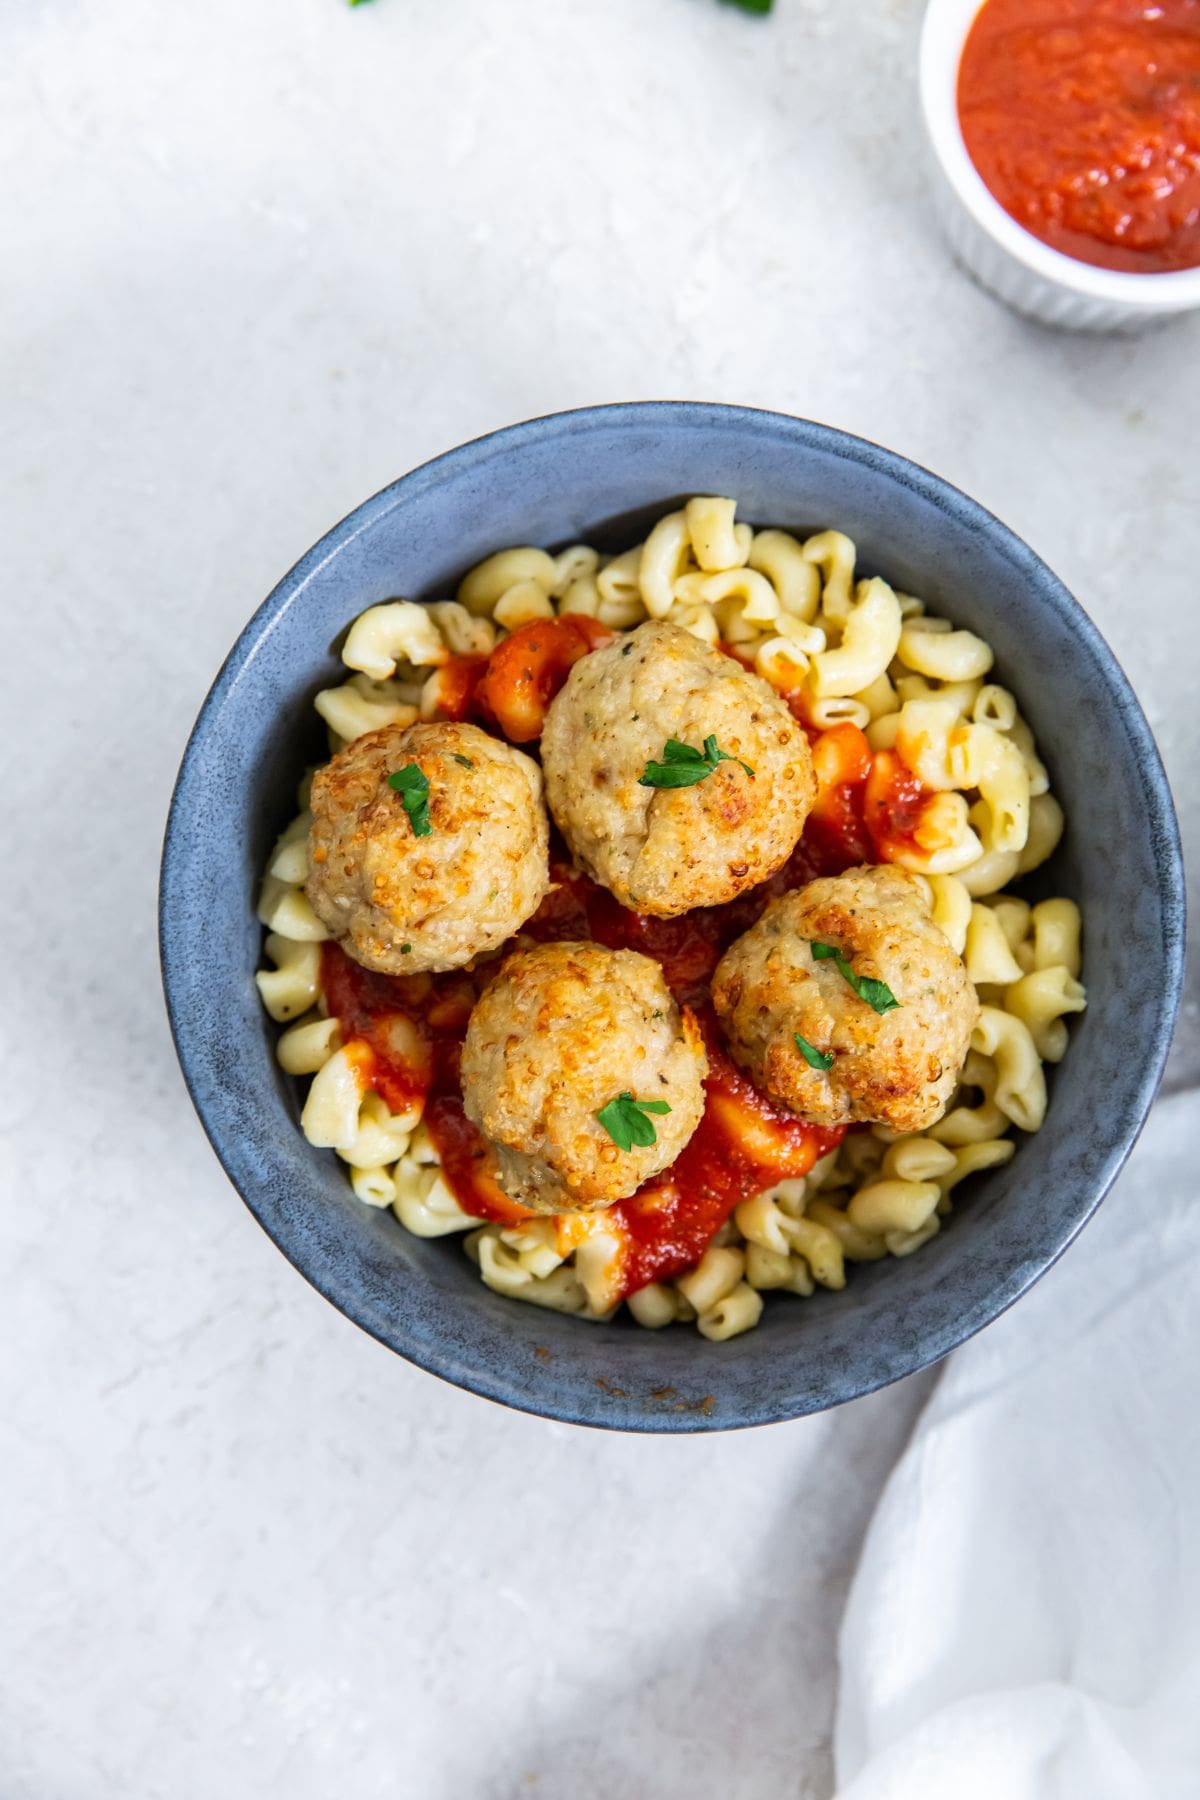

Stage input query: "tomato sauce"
[
  {"left": 318, "top": 647, "right": 938, "bottom": 1302},
  {"left": 319, "top": 945, "right": 435, "bottom": 1117},
  {"left": 422, "top": 1092, "right": 534, "bottom": 1227},
  {"left": 864, "top": 749, "right": 931, "bottom": 864},
  {"left": 600, "top": 1018, "right": 844, "bottom": 1293},
  {"left": 434, "top": 616, "right": 614, "bottom": 739},
  {"left": 805, "top": 722, "right": 877, "bottom": 873},
  {"left": 958, "top": 0, "right": 1200, "bottom": 274},
  {"left": 319, "top": 945, "right": 530, "bottom": 1223},
  {"left": 431, "top": 654, "right": 489, "bottom": 723},
  {"left": 474, "top": 615, "right": 614, "bottom": 741}
]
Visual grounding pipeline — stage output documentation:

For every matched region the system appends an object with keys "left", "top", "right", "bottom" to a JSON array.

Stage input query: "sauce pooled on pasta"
[{"left": 319, "top": 635, "right": 936, "bottom": 1300}]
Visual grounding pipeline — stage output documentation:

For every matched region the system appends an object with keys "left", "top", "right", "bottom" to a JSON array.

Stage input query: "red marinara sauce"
[
  {"left": 317, "top": 634, "right": 940, "bottom": 1304},
  {"left": 958, "top": 0, "right": 1200, "bottom": 274},
  {"left": 434, "top": 615, "right": 615, "bottom": 741},
  {"left": 594, "top": 1016, "right": 844, "bottom": 1293},
  {"left": 320, "top": 943, "right": 531, "bottom": 1226},
  {"left": 320, "top": 927, "right": 844, "bottom": 1295}
]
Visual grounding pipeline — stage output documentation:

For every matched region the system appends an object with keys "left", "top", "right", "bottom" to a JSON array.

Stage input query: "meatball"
[
  {"left": 712, "top": 865, "right": 978, "bottom": 1133},
  {"left": 461, "top": 940, "right": 708, "bottom": 1214},
  {"left": 540, "top": 621, "right": 815, "bottom": 916},
  {"left": 306, "top": 720, "right": 549, "bottom": 975}
]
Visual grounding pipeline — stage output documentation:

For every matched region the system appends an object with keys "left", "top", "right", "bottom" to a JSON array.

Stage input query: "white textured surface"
[{"left": 2, "top": 2, "right": 1198, "bottom": 1797}]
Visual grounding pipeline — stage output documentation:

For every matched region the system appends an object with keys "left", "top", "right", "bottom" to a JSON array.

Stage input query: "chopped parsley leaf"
[
  {"left": 810, "top": 942, "right": 900, "bottom": 1015},
  {"left": 638, "top": 734, "right": 754, "bottom": 789},
  {"left": 387, "top": 762, "right": 432, "bottom": 836},
  {"left": 596, "top": 1091, "right": 672, "bottom": 1152},
  {"left": 794, "top": 1033, "right": 835, "bottom": 1071}
]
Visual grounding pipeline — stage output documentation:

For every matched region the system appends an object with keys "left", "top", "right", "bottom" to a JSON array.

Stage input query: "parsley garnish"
[
  {"left": 724, "top": 0, "right": 772, "bottom": 11},
  {"left": 794, "top": 1033, "right": 834, "bottom": 1071},
  {"left": 638, "top": 735, "right": 754, "bottom": 789},
  {"left": 810, "top": 942, "right": 900, "bottom": 1015},
  {"left": 388, "top": 763, "right": 432, "bottom": 836},
  {"left": 450, "top": 753, "right": 473, "bottom": 768},
  {"left": 596, "top": 1091, "right": 672, "bottom": 1151}
]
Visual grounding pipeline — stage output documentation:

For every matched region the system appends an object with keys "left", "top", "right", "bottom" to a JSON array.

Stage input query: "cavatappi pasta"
[{"left": 256, "top": 500, "right": 1085, "bottom": 1339}]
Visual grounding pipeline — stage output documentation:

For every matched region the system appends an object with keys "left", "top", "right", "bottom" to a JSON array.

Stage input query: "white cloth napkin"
[{"left": 833, "top": 1089, "right": 1200, "bottom": 1800}]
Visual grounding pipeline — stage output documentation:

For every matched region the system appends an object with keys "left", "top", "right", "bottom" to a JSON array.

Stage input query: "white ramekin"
[{"left": 920, "top": 0, "right": 1200, "bottom": 331}]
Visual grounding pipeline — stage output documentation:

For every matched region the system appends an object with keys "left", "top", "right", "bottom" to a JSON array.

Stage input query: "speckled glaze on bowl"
[{"left": 160, "top": 403, "right": 1184, "bottom": 1432}]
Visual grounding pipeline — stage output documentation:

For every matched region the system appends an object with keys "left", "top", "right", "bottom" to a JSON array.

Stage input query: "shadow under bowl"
[{"left": 160, "top": 402, "right": 1184, "bottom": 1432}]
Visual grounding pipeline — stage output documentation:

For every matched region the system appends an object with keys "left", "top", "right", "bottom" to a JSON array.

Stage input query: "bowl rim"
[
  {"left": 920, "top": 0, "right": 1200, "bottom": 312},
  {"left": 160, "top": 400, "right": 1186, "bottom": 1431}
]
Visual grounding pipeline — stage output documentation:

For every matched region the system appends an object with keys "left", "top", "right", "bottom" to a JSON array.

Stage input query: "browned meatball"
[
  {"left": 460, "top": 940, "right": 708, "bottom": 1214},
  {"left": 539, "top": 621, "right": 815, "bottom": 916},
  {"left": 306, "top": 720, "right": 549, "bottom": 975},
  {"left": 712, "top": 865, "right": 979, "bottom": 1133}
]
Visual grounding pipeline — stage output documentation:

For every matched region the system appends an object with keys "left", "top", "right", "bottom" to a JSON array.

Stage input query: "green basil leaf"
[
  {"left": 850, "top": 975, "right": 901, "bottom": 1015},
  {"left": 794, "top": 1033, "right": 835, "bottom": 1072},
  {"left": 388, "top": 762, "right": 432, "bottom": 836},
  {"left": 808, "top": 942, "right": 901, "bottom": 1015},
  {"left": 638, "top": 761, "right": 714, "bottom": 789},
  {"left": 596, "top": 1091, "right": 672, "bottom": 1152},
  {"left": 639, "top": 735, "right": 755, "bottom": 788}
]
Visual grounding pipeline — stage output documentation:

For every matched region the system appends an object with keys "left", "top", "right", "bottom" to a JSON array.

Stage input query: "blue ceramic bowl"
[{"left": 160, "top": 403, "right": 1184, "bottom": 1432}]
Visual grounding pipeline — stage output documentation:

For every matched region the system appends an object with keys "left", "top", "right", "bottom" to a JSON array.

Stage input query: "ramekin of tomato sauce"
[{"left": 920, "top": 0, "right": 1200, "bottom": 329}]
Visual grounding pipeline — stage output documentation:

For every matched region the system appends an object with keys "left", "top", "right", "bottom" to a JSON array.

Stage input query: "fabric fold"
[{"left": 835, "top": 1091, "right": 1200, "bottom": 1800}]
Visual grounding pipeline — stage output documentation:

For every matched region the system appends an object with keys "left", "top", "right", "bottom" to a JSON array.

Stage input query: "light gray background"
[{"left": 3, "top": 2, "right": 1196, "bottom": 1796}]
